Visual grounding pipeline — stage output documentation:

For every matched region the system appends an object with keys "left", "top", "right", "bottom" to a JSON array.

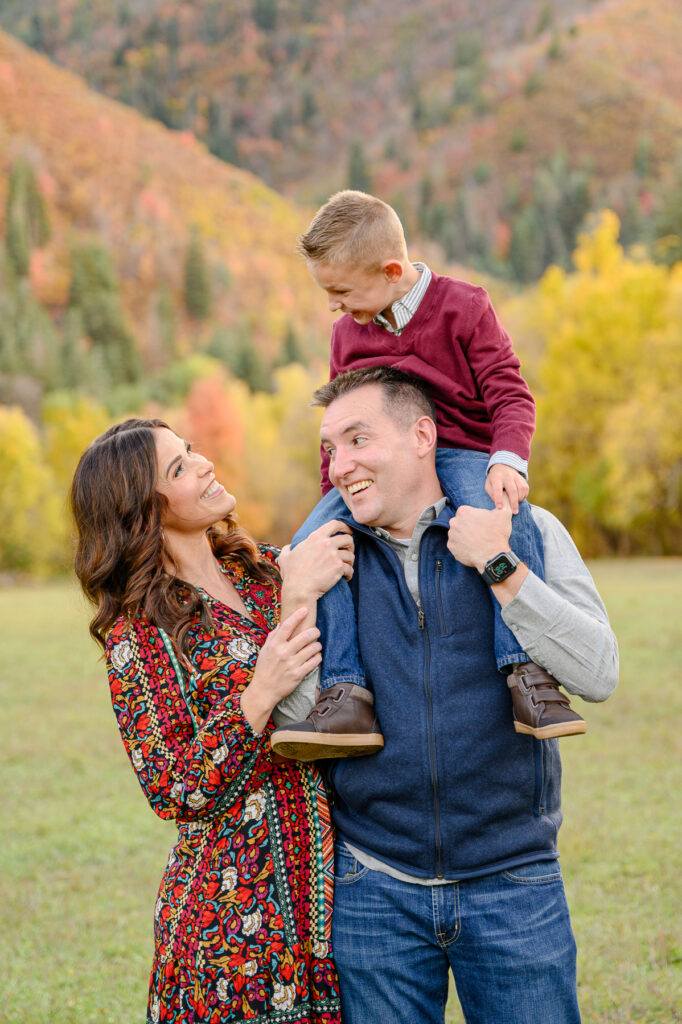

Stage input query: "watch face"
[{"left": 488, "top": 554, "right": 515, "bottom": 580}]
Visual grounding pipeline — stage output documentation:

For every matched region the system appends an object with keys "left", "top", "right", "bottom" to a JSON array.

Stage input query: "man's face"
[
  {"left": 320, "top": 384, "right": 439, "bottom": 538},
  {"left": 308, "top": 260, "right": 395, "bottom": 325}
]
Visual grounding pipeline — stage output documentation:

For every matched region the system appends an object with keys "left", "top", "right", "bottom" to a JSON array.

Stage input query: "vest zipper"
[
  {"left": 420, "top": 609, "right": 444, "bottom": 878},
  {"left": 435, "top": 559, "right": 447, "bottom": 635}
]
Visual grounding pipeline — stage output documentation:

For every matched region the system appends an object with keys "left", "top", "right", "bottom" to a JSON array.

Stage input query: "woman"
[{"left": 71, "top": 418, "right": 353, "bottom": 1023}]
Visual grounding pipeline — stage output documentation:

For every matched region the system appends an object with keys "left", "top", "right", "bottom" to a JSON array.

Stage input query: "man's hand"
[
  {"left": 485, "top": 464, "right": 529, "bottom": 514},
  {"left": 447, "top": 496, "right": 529, "bottom": 604},
  {"left": 447, "top": 496, "right": 514, "bottom": 574}
]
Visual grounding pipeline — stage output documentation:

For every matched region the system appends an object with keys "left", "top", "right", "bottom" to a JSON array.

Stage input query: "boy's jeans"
[
  {"left": 332, "top": 841, "right": 581, "bottom": 1024},
  {"left": 291, "top": 448, "right": 545, "bottom": 690}
]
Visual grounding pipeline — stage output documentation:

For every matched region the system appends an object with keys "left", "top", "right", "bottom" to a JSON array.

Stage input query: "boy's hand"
[{"left": 485, "top": 464, "right": 529, "bottom": 515}]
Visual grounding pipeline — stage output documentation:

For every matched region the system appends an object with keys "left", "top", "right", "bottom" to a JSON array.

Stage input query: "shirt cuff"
[{"left": 487, "top": 451, "right": 528, "bottom": 478}]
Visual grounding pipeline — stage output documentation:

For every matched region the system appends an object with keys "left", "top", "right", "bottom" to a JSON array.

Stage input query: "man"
[{"left": 273, "top": 366, "right": 618, "bottom": 1024}]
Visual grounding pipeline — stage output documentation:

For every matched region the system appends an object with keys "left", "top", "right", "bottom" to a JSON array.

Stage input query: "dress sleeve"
[
  {"left": 106, "top": 617, "right": 269, "bottom": 822},
  {"left": 257, "top": 542, "right": 281, "bottom": 565}
]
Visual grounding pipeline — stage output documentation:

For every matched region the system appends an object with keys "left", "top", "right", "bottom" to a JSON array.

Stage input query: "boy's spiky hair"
[{"left": 297, "top": 190, "right": 408, "bottom": 270}]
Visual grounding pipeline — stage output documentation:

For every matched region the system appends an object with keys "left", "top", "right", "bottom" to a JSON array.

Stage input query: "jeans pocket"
[
  {"left": 502, "top": 859, "right": 562, "bottom": 885},
  {"left": 334, "top": 842, "right": 369, "bottom": 884}
]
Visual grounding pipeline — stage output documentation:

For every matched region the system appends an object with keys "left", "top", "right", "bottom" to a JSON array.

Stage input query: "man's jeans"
[
  {"left": 332, "top": 842, "right": 581, "bottom": 1024},
  {"left": 291, "top": 448, "right": 545, "bottom": 690}
]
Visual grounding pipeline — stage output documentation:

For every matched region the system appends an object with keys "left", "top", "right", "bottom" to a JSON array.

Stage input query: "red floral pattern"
[{"left": 106, "top": 547, "right": 340, "bottom": 1023}]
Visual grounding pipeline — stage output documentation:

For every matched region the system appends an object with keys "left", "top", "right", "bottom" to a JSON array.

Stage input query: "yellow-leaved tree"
[
  {"left": 526, "top": 211, "right": 682, "bottom": 553},
  {"left": 599, "top": 264, "right": 682, "bottom": 551},
  {"left": 42, "top": 394, "right": 113, "bottom": 570},
  {"left": 231, "top": 363, "right": 326, "bottom": 545},
  {"left": 0, "top": 406, "right": 60, "bottom": 574}
]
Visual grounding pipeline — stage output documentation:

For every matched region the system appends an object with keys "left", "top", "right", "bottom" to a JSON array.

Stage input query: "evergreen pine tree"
[
  {"left": 232, "top": 337, "right": 271, "bottom": 392},
  {"left": 348, "top": 142, "right": 371, "bottom": 193},
  {"left": 5, "top": 158, "right": 51, "bottom": 278},
  {"left": 253, "top": 0, "right": 277, "bottom": 31},
  {"left": 275, "top": 323, "right": 304, "bottom": 367},
  {"left": 184, "top": 229, "right": 212, "bottom": 320},
  {"left": 69, "top": 241, "right": 141, "bottom": 384},
  {"left": 56, "top": 308, "right": 86, "bottom": 390},
  {"left": 655, "top": 169, "right": 682, "bottom": 266},
  {"left": 157, "top": 283, "right": 177, "bottom": 359}
]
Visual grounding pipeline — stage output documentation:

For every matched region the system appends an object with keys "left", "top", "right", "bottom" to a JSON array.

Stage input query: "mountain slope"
[
  {"left": 0, "top": 29, "right": 331, "bottom": 365},
  {"left": 2, "top": 0, "right": 680, "bottom": 256}
]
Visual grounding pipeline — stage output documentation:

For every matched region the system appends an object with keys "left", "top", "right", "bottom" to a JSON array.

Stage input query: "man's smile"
[{"left": 347, "top": 480, "right": 373, "bottom": 495}]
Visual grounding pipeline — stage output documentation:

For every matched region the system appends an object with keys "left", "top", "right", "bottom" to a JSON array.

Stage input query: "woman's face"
[{"left": 154, "top": 427, "right": 236, "bottom": 534}]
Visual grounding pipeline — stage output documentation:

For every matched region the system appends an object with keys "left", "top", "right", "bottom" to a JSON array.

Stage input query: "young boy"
[{"left": 271, "top": 190, "right": 585, "bottom": 760}]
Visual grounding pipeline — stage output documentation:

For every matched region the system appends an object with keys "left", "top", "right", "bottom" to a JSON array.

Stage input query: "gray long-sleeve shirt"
[
  {"left": 275, "top": 501, "right": 618, "bottom": 724},
  {"left": 275, "top": 501, "right": 619, "bottom": 885}
]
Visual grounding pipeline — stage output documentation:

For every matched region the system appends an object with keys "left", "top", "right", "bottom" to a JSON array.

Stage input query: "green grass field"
[{"left": 1, "top": 560, "right": 680, "bottom": 1024}]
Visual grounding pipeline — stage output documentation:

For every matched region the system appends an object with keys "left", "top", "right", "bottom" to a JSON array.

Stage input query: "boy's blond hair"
[{"left": 297, "top": 190, "right": 408, "bottom": 271}]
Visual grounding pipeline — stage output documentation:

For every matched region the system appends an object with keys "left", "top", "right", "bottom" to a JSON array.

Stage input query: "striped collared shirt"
[{"left": 374, "top": 262, "right": 431, "bottom": 335}]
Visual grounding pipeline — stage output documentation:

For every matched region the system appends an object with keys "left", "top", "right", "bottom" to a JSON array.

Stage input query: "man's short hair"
[
  {"left": 297, "top": 190, "right": 407, "bottom": 271},
  {"left": 313, "top": 366, "right": 437, "bottom": 431}
]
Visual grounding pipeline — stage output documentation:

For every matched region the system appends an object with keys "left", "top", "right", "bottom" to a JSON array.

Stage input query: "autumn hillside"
[
  {"left": 4, "top": 0, "right": 682, "bottom": 280},
  {"left": 0, "top": 29, "right": 331, "bottom": 368}
]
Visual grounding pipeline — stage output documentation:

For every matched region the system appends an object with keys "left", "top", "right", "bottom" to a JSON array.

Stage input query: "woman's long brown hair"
[{"left": 70, "top": 418, "right": 279, "bottom": 656}]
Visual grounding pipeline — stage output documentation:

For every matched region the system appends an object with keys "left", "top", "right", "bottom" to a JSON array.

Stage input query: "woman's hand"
[
  {"left": 278, "top": 520, "right": 354, "bottom": 616},
  {"left": 241, "top": 607, "right": 323, "bottom": 734}
]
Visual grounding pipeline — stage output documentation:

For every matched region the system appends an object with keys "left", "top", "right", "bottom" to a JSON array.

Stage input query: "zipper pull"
[
  {"left": 418, "top": 608, "right": 425, "bottom": 629},
  {"left": 436, "top": 559, "right": 443, "bottom": 574}
]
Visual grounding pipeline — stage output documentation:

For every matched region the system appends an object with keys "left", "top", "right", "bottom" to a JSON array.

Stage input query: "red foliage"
[{"left": 184, "top": 375, "right": 246, "bottom": 498}]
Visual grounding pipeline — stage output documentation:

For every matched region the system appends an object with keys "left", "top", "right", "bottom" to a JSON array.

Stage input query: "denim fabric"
[
  {"left": 292, "top": 448, "right": 546, "bottom": 689},
  {"left": 291, "top": 488, "right": 366, "bottom": 688},
  {"left": 435, "top": 447, "right": 546, "bottom": 668},
  {"left": 332, "top": 842, "right": 580, "bottom": 1024}
]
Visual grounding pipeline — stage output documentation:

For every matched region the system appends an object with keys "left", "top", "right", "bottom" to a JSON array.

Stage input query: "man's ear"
[
  {"left": 413, "top": 415, "right": 438, "bottom": 458},
  {"left": 382, "top": 260, "right": 403, "bottom": 283}
]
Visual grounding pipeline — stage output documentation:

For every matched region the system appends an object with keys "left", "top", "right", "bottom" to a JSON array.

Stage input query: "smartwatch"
[{"left": 480, "top": 551, "right": 520, "bottom": 585}]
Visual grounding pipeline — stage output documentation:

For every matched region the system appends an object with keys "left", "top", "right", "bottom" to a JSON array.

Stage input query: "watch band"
[{"left": 480, "top": 551, "right": 520, "bottom": 585}]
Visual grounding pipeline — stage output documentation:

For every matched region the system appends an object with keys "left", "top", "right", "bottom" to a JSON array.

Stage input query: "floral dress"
[{"left": 105, "top": 547, "right": 341, "bottom": 1024}]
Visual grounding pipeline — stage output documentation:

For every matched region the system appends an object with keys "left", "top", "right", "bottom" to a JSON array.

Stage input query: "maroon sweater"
[{"left": 320, "top": 271, "right": 535, "bottom": 493}]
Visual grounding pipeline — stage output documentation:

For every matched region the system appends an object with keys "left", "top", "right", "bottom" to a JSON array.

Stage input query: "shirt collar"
[{"left": 371, "top": 495, "right": 449, "bottom": 542}]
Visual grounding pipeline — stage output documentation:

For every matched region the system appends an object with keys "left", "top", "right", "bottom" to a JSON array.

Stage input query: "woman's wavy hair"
[{"left": 70, "top": 417, "right": 279, "bottom": 656}]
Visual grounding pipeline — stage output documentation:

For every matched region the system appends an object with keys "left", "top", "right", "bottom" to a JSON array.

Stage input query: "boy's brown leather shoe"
[
  {"left": 507, "top": 662, "right": 587, "bottom": 739},
  {"left": 271, "top": 683, "right": 384, "bottom": 761}
]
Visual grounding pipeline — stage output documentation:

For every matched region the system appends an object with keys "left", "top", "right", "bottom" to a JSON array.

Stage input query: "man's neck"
[{"left": 383, "top": 488, "right": 446, "bottom": 540}]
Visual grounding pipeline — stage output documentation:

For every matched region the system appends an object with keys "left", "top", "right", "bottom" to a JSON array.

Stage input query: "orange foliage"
[
  {"left": 28, "top": 248, "right": 71, "bottom": 307},
  {"left": 182, "top": 373, "right": 247, "bottom": 504}
]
